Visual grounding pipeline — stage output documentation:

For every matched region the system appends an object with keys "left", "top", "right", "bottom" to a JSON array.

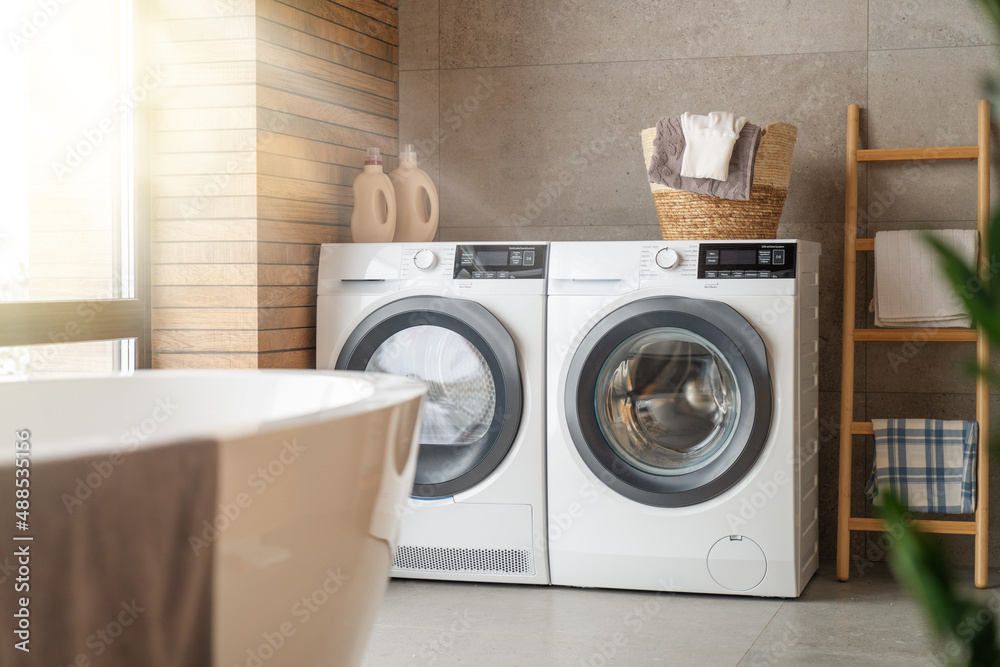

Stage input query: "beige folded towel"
[{"left": 872, "top": 229, "right": 978, "bottom": 328}]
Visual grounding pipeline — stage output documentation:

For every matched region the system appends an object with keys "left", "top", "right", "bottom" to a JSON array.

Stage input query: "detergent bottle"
[
  {"left": 350, "top": 147, "right": 396, "bottom": 243},
  {"left": 388, "top": 144, "right": 439, "bottom": 242}
]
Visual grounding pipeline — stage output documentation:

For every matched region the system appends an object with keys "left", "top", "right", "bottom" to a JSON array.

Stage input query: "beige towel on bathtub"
[{"left": 0, "top": 438, "right": 217, "bottom": 667}]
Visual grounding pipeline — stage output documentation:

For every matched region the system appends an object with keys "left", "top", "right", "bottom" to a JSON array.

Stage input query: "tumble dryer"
[
  {"left": 546, "top": 240, "right": 820, "bottom": 597},
  {"left": 317, "top": 242, "right": 549, "bottom": 584}
]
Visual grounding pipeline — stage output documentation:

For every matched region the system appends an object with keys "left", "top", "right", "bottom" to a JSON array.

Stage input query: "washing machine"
[
  {"left": 546, "top": 239, "right": 820, "bottom": 597},
  {"left": 317, "top": 242, "right": 549, "bottom": 584}
]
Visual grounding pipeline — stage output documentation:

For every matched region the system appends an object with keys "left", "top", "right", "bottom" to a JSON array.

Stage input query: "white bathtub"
[{"left": 0, "top": 370, "right": 425, "bottom": 667}]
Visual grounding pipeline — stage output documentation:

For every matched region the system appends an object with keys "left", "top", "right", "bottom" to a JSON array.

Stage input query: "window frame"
[{"left": 0, "top": 0, "right": 151, "bottom": 369}]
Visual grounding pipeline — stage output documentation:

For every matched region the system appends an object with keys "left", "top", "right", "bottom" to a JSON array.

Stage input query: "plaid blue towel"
[{"left": 865, "top": 419, "right": 978, "bottom": 514}]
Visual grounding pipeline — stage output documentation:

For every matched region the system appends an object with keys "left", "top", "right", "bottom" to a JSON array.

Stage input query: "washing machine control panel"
[
  {"left": 412, "top": 249, "right": 437, "bottom": 270},
  {"left": 654, "top": 247, "right": 681, "bottom": 270},
  {"left": 697, "top": 242, "right": 797, "bottom": 279},
  {"left": 453, "top": 244, "right": 548, "bottom": 280}
]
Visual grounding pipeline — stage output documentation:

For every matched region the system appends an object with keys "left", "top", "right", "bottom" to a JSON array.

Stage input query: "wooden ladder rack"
[{"left": 836, "top": 100, "right": 991, "bottom": 588}]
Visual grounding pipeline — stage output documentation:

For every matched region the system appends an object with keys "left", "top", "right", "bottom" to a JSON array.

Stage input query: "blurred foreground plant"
[
  {"left": 879, "top": 3, "right": 1000, "bottom": 664},
  {"left": 880, "top": 493, "right": 999, "bottom": 665}
]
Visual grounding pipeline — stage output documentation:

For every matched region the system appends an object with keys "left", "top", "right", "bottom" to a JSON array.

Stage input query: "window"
[{"left": 0, "top": 0, "right": 149, "bottom": 375}]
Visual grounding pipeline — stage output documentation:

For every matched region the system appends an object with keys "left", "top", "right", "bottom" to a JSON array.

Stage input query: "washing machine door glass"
[
  {"left": 595, "top": 328, "right": 740, "bottom": 476},
  {"left": 336, "top": 296, "right": 523, "bottom": 499},
  {"left": 565, "top": 296, "right": 772, "bottom": 507},
  {"left": 366, "top": 325, "right": 496, "bottom": 446}
]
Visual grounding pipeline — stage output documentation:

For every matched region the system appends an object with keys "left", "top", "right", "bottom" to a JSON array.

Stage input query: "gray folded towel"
[{"left": 647, "top": 116, "right": 762, "bottom": 200}]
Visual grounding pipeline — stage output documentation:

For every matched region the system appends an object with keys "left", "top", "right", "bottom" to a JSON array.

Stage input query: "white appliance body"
[
  {"left": 318, "top": 242, "right": 549, "bottom": 584},
  {"left": 547, "top": 240, "right": 820, "bottom": 597}
]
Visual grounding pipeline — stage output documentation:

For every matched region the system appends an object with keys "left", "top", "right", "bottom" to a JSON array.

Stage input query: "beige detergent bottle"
[
  {"left": 388, "top": 144, "right": 439, "bottom": 242},
  {"left": 350, "top": 147, "right": 396, "bottom": 243}
]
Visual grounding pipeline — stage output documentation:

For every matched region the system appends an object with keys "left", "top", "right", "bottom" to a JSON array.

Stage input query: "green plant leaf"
[
  {"left": 983, "top": 1, "right": 1000, "bottom": 37},
  {"left": 962, "top": 358, "right": 1000, "bottom": 389},
  {"left": 925, "top": 233, "right": 1000, "bottom": 338},
  {"left": 879, "top": 491, "right": 1000, "bottom": 666},
  {"left": 989, "top": 210, "right": 1000, "bottom": 295}
]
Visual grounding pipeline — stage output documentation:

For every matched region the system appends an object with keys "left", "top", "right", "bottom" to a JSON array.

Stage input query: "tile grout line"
[
  {"left": 734, "top": 601, "right": 786, "bottom": 666},
  {"left": 430, "top": 49, "right": 870, "bottom": 72},
  {"left": 436, "top": 0, "right": 442, "bottom": 236},
  {"left": 863, "top": 0, "right": 871, "bottom": 538},
  {"left": 426, "top": 42, "right": 999, "bottom": 74}
]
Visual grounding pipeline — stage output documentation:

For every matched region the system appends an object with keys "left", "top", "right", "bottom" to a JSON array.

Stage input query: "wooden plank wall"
[
  {"left": 256, "top": 0, "right": 399, "bottom": 368},
  {"left": 149, "top": 0, "right": 260, "bottom": 369},
  {"left": 149, "top": 0, "right": 399, "bottom": 369}
]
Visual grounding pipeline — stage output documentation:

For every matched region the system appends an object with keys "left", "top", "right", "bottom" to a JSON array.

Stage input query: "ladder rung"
[
  {"left": 848, "top": 516, "right": 977, "bottom": 535},
  {"left": 850, "top": 422, "right": 874, "bottom": 435},
  {"left": 854, "top": 238, "right": 874, "bottom": 251},
  {"left": 853, "top": 328, "right": 978, "bottom": 342},
  {"left": 857, "top": 146, "right": 979, "bottom": 162}
]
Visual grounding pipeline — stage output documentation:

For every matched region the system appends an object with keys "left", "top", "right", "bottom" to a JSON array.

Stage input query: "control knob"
[
  {"left": 413, "top": 249, "right": 437, "bottom": 270},
  {"left": 655, "top": 247, "right": 681, "bottom": 270}
]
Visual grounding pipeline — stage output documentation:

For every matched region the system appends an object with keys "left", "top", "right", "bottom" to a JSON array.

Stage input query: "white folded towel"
[
  {"left": 872, "top": 229, "right": 978, "bottom": 328},
  {"left": 679, "top": 111, "right": 747, "bottom": 181}
]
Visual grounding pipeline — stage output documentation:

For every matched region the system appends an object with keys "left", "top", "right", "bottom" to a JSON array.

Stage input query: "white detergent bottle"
[
  {"left": 388, "top": 144, "right": 439, "bottom": 242},
  {"left": 351, "top": 147, "right": 396, "bottom": 243}
]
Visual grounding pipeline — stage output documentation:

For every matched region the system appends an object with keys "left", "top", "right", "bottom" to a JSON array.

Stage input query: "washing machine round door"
[
  {"left": 565, "top": 296, "right": 772, "bottom": 507},
  {"left": 337, "top": 296, "right": 522, "bottom": 498}
]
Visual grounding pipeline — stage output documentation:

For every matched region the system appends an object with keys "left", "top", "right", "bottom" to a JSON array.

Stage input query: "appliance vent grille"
[{"left": 393, "top": 545, "right": 533, "bottom": 575}]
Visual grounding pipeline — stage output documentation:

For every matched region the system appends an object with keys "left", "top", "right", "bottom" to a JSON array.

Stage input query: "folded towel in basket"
[
  {"left": 865, "top": 418, "right": 978, "bottom": 514},
  {"left": 872, "top": 229, "right": 978, "bottom": 328},
  {"left": 679, "top": 111, "right": 747, "bottom": 181},
  {"left": 647, "top": 116, "right": 761, "bottom": 200}
]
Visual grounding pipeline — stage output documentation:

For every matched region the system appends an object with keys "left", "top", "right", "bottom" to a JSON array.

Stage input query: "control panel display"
[
  {"left": 475, "top": 249, "right": 509, "bottom": 266},
  {"left": 453, "top": 244, "right": 547, "bottom": 279},
  {"left": 720, "top": 248, "right": 757, "bottom": 266},
  {"left": 698, "top": 242, "right": 797, "bottom": 279}
]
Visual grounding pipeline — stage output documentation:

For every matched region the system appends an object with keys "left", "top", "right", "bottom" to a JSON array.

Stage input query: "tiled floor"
[{"left": 362, "top": 561, "right": 973, "bottom": 666}]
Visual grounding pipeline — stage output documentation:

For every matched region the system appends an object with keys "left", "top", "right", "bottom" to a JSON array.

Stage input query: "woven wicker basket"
[{"left": 640, "top": 122, "right": 797, "bottom": 240}]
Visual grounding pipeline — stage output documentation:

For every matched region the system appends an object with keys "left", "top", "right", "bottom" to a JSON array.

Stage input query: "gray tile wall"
[{"left": 399, "top": 1, "right": 1000, "bottom": 568}]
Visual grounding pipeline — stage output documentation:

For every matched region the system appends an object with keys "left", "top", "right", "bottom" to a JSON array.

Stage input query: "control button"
[
  {"left": 497, "top": 271, "right": 509, "bottom": 279},
  {"left": 523, "top": 250, "right": 535, "bottom": 266},
  {"left": 743, "top": 271, "right": 758, "bottom": 278},
  {"left": 484, "top": 271, "right": 496, "bottom": 279},
  {"left": 413, "top": 249, "right": 437, "bottom": 270},
  {"left": 510, "top": 254, "right": 522, "bottom": 266},
  {"left": 706, "top": 257, "right": 719, "bottom": 265},
  {"left": 457, "top": 268, "right": 472, "bottom": 279},
  {"left": 655, "top": 247, "right": 681, "bottom": 270},
  {"left": 772, "top": 249, "right": 786, "bottom": 265},
  {"left": 705, "top": 249, "right": 720, "bottom": 259},
  {"left": 732, "top": 270, "right": 744, "bottom": 278},
  {"left": 473, "top": 271, "right": 483, "bottom": 279},
  {"left": 704, "top": 271, "right": 718, "bottom": 279},
  {"left": 758, "top": 251, "right": 771, "bottom": 265},
  {"left": 461, "top": 252, "right": 474, "bottom": 265},
  {"left": 758, "top": 270, "right": 770, "bottom": 278},
  {"left": 719, "top": 271, "right": 731, "bottom": 278}
]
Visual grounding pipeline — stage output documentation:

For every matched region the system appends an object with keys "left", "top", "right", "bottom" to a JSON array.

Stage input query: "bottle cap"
[
  {"left": 364, "top": 147, "right": 382, "bottom": 166},
  {"left": 400, "top": 143, "right": 418, "bottom": 163}
]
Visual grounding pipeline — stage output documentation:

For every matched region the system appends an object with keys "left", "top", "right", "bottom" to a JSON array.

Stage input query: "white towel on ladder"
[{"left": 872, "top": 229, "right": 978, "bottom": 328}]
